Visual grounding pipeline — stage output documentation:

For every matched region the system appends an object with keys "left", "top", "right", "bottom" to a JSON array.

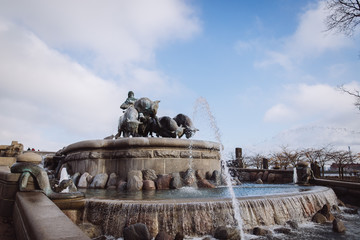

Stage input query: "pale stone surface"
[
  {"left": 89, "top": 173, "right": 108, "bottom": 188},
  {"left": 78, "top": 172, "right": 91, "bottom": 188},
  {"left": 106, "top": 173, "right": 118, "bottom": 188},
  {"left": 127, "top": 170, "right": 143, "bottom": 191},
  {"left": 16, "top": 152, "right": 42, "bottom": 164}
]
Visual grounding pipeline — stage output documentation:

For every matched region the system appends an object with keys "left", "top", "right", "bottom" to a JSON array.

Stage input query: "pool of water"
[{"left": 80, "top": 183, "right": 321, "bottom": 200}]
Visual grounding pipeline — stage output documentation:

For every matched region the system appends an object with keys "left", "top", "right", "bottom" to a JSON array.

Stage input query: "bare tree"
[
  {"left": 271, "top": 146, "right": 302, "bottom": 170},
  {"left": 325, "top": 0, "right": 360, "bottom": 36},
  {"left": 328, "top": 150, "right": 356, "bottom": 178},
  {"left": 247, "top": 154, "right": 265, "bottom": 169},
  {"left": 338, "top": 85, "right": 360, "bottom": 110},
  {"left": 302, "top": 147, "right": 333, "bottom": 177}
]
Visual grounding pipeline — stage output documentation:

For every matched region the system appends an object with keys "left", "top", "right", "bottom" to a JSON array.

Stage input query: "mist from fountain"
[{"left": 193, "top": 97, "right": 245, "bottom": 239}]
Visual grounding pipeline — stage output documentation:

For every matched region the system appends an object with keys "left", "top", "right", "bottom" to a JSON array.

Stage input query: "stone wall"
[
  {"left": 59, "top": 138, "right": 221, "bottom": 179},
  {"left": 231, "top": 168, "right": 294, "bottom": 184},
  {"left": 0, "top": 166, "right": 36, "bottom": 217},
  {"left": 13, "top": 192, "right": 89, "bottom": 240},
  {"left": 311, "top": 178, "right": 360, "bottom": 206}
]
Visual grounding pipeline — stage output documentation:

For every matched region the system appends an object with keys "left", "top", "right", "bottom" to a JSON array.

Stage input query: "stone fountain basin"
[
  {"left": 79, "top": 185, "right": 337, "bottom": 238},
  {"left": 59, "top": 137, "right": 221, "bottom": 179}
]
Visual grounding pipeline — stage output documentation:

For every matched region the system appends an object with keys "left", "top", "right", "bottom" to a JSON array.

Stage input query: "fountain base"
[
  {"left": 59, "top": 138, "right": 221, "bottom": 179},
  {"left": 81, "top": 186, "right": 337, "bottom": 238}
]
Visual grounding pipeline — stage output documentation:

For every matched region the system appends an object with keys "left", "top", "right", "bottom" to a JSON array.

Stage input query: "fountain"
[
  {"left": 10, "top": 92, "right": 340, "bottom": 239},
  {"left": 293, "top": 167, "right": 298, "bottom": 184}
]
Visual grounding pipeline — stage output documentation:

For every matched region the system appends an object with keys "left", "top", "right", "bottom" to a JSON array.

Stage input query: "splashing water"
[
  {"left": 293, "top": 167, "right": 298, "bottom": 184},
  {"left": 59, "top": 167, "right": 70, "bottom": 193},
  {"left": 188, "top": 139, "right": 194, "bottom": 170},
  {"left": 193, "top": 97, "right": 245, "bottom": 239}
]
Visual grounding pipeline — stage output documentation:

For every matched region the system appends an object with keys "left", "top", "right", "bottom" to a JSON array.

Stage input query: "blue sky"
[{"left": 0, "top": 0, "right": 359, "bottom": 156}]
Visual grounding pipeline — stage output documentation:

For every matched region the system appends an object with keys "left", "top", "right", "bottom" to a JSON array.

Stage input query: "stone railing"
[
  {"left": 311, "top": 178, "right": 360, "bottom": 206},
  {"left": 13, "top": 192, "right": 89, "bottom": 240},
  {"left": 0, "top": 166, "right": 36, "bottom": 217},
  {"left": 230, "top": 168, "right": 294, "bottom": 184}
]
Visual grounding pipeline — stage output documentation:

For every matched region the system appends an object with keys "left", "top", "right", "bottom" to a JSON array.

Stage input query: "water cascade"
[
  {"left": 293, "top": 167, "right": 298, "bottom": 184},
  {"left": 54, "top": 92, "right": 342, "bottom": 239},
  {"left": 193, "top": 97, "right": 245, "bottom": 239},
  {"left": 82, "top": 186, "right": 337, "bottom": 237}
]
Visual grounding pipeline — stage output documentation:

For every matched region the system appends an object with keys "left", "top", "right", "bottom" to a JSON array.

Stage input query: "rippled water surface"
[{"left": 80, "top": 183, "right": 321, "bottom": 200}]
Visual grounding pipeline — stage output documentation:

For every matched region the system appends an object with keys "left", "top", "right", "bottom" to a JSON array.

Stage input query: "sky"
[{"left": 0, "top": 0, "right": 359, "bottom": 157}]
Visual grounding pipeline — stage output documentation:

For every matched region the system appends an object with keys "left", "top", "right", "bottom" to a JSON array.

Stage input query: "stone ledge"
[
  {"left": 13, "top": 192, "right": 90, "bottom": 240},
  {"left": 0, "top": 157, "right": 16, "bottom": 167},
  {"left": 59, "top": 138, "right": 221, "bottom": 154}
]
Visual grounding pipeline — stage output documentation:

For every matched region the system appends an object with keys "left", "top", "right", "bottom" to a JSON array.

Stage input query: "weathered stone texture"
[
  {"left": 153, "top": 150, "right": 180, "bottom": 158},
  {"left": 156, "top": 174, "right": 171, "bottom": 190},
  {"left": 89, "top": 173, "right": 108, "bottom": 189},
  {"left": 62, "top": 138, "right": 221, "bottom": 180},
  {"left": 143, "top": 180, "right": 156, "bottom": 190}
]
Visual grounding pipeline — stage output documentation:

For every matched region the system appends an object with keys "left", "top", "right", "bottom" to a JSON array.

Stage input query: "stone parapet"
[
  {"left": 59, "top": 138, "right": 221, "bottom": 179},
  {"left": 311, "top": 178, "right": 360, "bottom": 206},
  {"left": 13, "top": 192, "right": 90, "bottom": 240},
  {"left": 0, "top": 166, "right": 36, "bottom": 217},
  {"left": 231, "top": 168, "right": 294, "bottom": 184},
  {"left": 0, "top": 157, "right": 16, "bottom": 167}
]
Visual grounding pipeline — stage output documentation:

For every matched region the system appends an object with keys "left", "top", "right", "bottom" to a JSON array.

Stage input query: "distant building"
[{"left": 330, "top": 163, "right": 360, "bottom": 171}]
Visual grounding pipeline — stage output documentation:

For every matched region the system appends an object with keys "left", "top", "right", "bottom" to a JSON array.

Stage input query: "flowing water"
[
  {"left": 293, "top": 168, "right": 298, "bottom": 184},
  {"left": 59, "top": 167, "right": 70, "bottom": 193},
  {"left": 193, "top": 97, "right": 245, "bottom": 239},
  {"left": 82, "top": 185, "right": 338, "bottom": 238}
]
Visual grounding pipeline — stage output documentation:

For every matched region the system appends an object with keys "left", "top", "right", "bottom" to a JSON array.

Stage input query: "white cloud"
[
  {"left": 264, "top": 83, "right": 358, "bottom": 124},
  {"left": 0, "top": 1, "right": 200, "bottom": 150},
  {"left": 285, "top": 1, "right": 351, "bottom": 59},
  {"left": 264, "top": 104, "right": 296, "bottom": 122},
  {"left": 0, "top": 21, "right": 122, "bottom": 149},
  {"left": 255, "top": 1, "right": 352, "bottom": 70},
  {"left": 0, "top": 0, "right": 200, "bottom": 76}
]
